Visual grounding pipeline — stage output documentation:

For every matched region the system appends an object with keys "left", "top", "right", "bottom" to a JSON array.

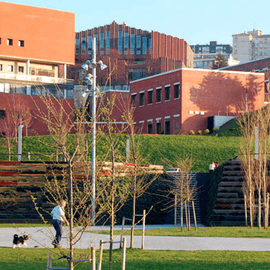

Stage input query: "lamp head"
[{"left": 98, "top": 60, "right": 107, "bottom": 70}]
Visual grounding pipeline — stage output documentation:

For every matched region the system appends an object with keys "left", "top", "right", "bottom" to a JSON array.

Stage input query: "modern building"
[
  {"left": 0, "top": 2, "right": 75, "bottom": 98},
  {"left": 232, "top": 29, "right": 270, "bottom": 63},
  {"left": 0, "top": 2, "right": 75, "bottom": 136},
  {"left": 130, "top": 68, "right": 265, "bottom": 135},
  {"left": 72, "top": 21, "right": 193, "bottom": 89},
  {"left": 219, "top": 56, "right": 270, "bottom": 101},
  {"left": 190, "top": 41, "right": 235, "bottom": 69}
]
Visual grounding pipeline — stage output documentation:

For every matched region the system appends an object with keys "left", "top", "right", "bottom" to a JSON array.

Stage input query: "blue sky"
[{"left": 2, "top": 0, "right": 270, "bottom": 46}]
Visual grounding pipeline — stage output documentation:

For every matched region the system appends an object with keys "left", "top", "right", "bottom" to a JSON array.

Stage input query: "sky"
[{"left": 2, "top": 0, "right": 270, "bottom": 46}]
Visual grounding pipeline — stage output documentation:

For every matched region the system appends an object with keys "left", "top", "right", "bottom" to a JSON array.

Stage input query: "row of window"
[
  {"left": 136, "top": 120, "right": 173, "bottom": 135},
  {"left": 76, "top": 32, "right": 151, "bottom": 55},
  {"left": 0, "top": 64, "right": 24, "bottom": 73},
  {"left": 132, "top": 84, "right": 180, "bottom": 107},
  {"left": 0, "top": 38, "right": 24, "bottom": 47}
]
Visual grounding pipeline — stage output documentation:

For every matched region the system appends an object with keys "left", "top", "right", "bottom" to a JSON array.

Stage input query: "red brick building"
[
  {"left": 130, "top": 68, "right": 265, "bottom": 134},
  {"left": 71, "top": 21, "right": 193, "bottom": 89}
]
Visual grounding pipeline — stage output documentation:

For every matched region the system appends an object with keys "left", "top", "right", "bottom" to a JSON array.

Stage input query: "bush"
[
  {"left": 204, "top": 129, "right": 210, "bottom": 135},
  {"left": 213, "top": 128, "right": 219, "bottom": 133},
  {"left": 188, "top": 130, "right": 195, "bottom": 135},
  {"left": 197, "top": 130, "right": 202, "bottom": 135}
]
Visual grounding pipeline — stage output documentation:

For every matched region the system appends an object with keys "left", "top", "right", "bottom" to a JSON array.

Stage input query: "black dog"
[{"left": 12, "top": 234, "right": 29, "bottom": 248}]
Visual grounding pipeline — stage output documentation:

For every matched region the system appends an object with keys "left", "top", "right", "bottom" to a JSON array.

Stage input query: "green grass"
[
  {"left": 1, "top": 248, "right": 270, "bottom": 270},
  {"left": 0, "top": 134, "right": 243, "bottom": 172},
  {"left": 94, "top": 226, "right": 270, "bottom": 238}
]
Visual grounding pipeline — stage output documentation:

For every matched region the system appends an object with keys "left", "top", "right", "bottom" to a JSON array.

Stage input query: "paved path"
[{"left": 1, "top": 225, "right": 270, "bottom": 251}]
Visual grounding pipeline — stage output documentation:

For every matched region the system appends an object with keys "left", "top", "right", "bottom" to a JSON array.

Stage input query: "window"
[
  {"left": 156, "top": 88, "right": 161, "bottom": 102},
  {"left": 118, "top": 31, "right": 123, "bottom": 53},
  {"left": 0, "top": 64, "right": 2, "bottom": 71},
  {"left": 8, "top": 65, "right": 13, "bottom": 72},
  {"left": 88, "top": 36, "right": 92, "bottom": 54},
  {"left": 100, "top": 32, "right": 104, "bottom": 49},
  {"left": 76, "top": 38, "right": 80, "bottom": 54},
  {"left": 148, "top": 124, "right": 153, "bottom": 134},
  {"left": 0, "top": 38, "right": 2, "bottom": 44},
  {"left": 165, "top": 86, "right": 170, "bottom": 101},
  {"left": 18, "top": 66, "right": 24, "bottom": 73},
  {"left": 81, "top": 37, "right": 86, "bottom": 53},
  {"left": 106, "top": 31, "right": 110, "bottom": 54},
  {"left": 156, "top": 122, "right": 162, "bottom": 134},
  {"left": 136, "top": 35, "right": 141, "bottom": 54},
  {"left": 148, "top": 90, "right": 153, "bottom": 104},
  {"left": 130, "top": 34, "right": 135, "bottom": 54},
  {"left": 139, "top": 92, "right": 145, "bottom": 106},
  {"left": 131, "top": 94, "right": 137, "bottom": 107},
  {"left": 124, "top": 32, "right": 129, "bottom": 54},
  {"left": 7, "top": 38, "right": 13, "bottom": 45},
  {"left": 142, "top": 37, "right": 147, "bottom": 54},
  {"left": 174, "top": 84, "right": 180, "bottom": 99},
  {"left": 18, "top": 40, "right": 24, "bottom": 47},
  {"left": 0, "top": 110, "right": 6, "bottom": 120}
]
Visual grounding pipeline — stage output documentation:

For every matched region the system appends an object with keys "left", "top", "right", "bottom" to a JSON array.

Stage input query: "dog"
[{"left": 12, "top": 234, "right": 29, "bottom": 248}]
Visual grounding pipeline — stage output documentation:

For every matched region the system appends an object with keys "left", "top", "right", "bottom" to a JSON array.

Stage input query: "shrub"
[
  {"left": 188, "top": 130, "right": 195, "bottom": 135},
  {"left": 213, "top": 128, "right": 219, "bottom": 133},
  {"left": 204, "top": 129, "right": 210, "bottom": 135},
  {"left": 197, "top": 130, "right": 202, "bottom": 135}
]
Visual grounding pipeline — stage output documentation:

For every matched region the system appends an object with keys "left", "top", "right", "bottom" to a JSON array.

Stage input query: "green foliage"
[
  {"left": 197, "top": 130, "right": 202, "bottom": 135},
  {"left": 204, "top": 129, "right": 210, "bottom": 135},
  {"left": 213, "top": 128, "right": 219, "bottom": 133},
  {"left": 188, "top": 130, "right": 195, "bottom": 135},
  {"left": 212, "top": 53, "right": 228, "bottom": 69}
]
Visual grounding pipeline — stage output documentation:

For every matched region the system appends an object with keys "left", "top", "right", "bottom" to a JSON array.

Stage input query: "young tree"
[{"left": 212, "top": 53, "right": 228, "bottom": 69}]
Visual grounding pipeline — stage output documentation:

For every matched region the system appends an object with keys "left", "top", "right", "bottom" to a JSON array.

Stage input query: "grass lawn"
[
  {"left": 93, "top": 226, "right": 270, "bottom": 238},
  {"left": 0, "top": 248, "right": 270, "bottom": 270}
]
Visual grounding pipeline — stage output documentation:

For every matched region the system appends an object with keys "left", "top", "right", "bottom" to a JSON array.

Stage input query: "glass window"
[
  {"left": 136, "top": 35, "right": 141, "bottom": 54},
  {"left": 7, "top": 38, "right": 13, "bottom": 46},
  {"left": 149, "top": 38, "right": 151, "bottom": 53},
  {"left": 132, "top": 94, "right": 137, "bottom": 107},
  {"left": 106, "top": 31, "right": 110, "bottom": 54},
  {"left": 0, "top": 64, "right": 2, "bottom": 71},
  {"left": 95, "top": 34, "right": 98, "bottom": 53},
  {"left": 143, "top": 37, "right": 147, "bottom": 54},
  {"left": 8, "top": 65, "right": 13, "bottom": 72},
  {"left": 131, "top": 34, "right": 135, "bottom": 54},
  {"left": 174, "top": 84, "right": 180, "bottom": 99},
  {"left": 156, "top": 122, "right": 161, "bottom": 134},
  {"left": 81, "top": 37, "right": 86, "bottom": 53},
  {"left": 100, "top": 32, "right": 104, "bottom": 49},
  {"left": 165, "top": 121, "right": 170, "bottom": 135},
  {"left": 88, "top": 36, "right": 92, "bottom": 54},
  {"left": 76, "top": 38, "right": 80, "bottom": 54},
  {"left": 18, "top": 40, "right": 24, "bottom": 47},
  {"left": 139, "top": 92, "right": 145, "bottom": 106},
  {"left": 165, "top": 86, "right": 170, "bottom": 101},
  {"left": 118, "top": 31, "right": 123, "bottom": 53},
  {"left": 124, "top": 32, "right": 129, "bottom": 54},
  {"left": 148, "top": 90, "right": 153, "bottom": 104},
  {"left": 156, "top": 88, "right": 161, "bottom": 102},
  {"left": 18, "top": 66, "right": 24, "bottom": 73}
]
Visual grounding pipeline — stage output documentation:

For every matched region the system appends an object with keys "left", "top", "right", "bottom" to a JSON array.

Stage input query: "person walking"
[{"left": 50, "top": 200, "right": 69, "bottom": 248}]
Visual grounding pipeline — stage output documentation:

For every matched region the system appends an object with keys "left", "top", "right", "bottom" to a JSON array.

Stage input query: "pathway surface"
[{"left": 1, "top": 225, "right": 270, "bottom": 251}]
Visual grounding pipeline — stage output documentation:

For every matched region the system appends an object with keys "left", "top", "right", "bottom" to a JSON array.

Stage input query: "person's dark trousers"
[{"left": 52, "top": 219, "right": 63, "bottom": 245}]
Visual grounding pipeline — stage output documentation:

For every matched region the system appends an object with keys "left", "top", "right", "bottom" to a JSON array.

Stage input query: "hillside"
[{"left": 0, "top": 135, "right": 243, "bottom": 173}]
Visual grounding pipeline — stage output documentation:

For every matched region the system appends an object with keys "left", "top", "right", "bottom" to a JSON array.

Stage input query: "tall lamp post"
[{"left": 81, "top": 37, "right": 107, "bottom": 224}]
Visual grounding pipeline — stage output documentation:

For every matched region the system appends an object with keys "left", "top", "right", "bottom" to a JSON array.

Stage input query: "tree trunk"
[
  {"left": 130, "top": 192, "right": 136, "bottom": 248},
  {"left": 69, "top": 164, "right": 74, "bottom": 270}
]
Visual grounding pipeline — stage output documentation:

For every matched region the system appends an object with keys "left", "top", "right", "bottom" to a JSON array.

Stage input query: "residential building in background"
[
  {"left": 130, "top": 68, "right": 265, "bottom": 135},
  {"left": 0, "top": 2, "right": 75, "bottom": 98},
  {"left": 232, "top": 29, "right": 270, "bottom": 63},
  {"left": 190, "top": 41, "right": 236, "bottom": 69},
  {"left": 71, "top": 21, "right": 193, "bottom": 90}
]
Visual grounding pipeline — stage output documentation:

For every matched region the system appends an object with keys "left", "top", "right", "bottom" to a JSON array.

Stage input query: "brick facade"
[{"left": 130, "top": 69, "right": 265, "bottom": 134}]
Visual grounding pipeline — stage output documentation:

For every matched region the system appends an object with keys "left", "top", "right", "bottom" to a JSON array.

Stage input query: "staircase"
[{"left": 212, "top": 160, "right": 245, "bottom": 226}]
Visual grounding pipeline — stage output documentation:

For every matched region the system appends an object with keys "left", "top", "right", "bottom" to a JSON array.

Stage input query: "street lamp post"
[{"left": 81, "top": 37, "right": 107, "bottom": 225}]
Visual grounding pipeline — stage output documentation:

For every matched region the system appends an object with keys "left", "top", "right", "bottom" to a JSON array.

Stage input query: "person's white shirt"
[
  {"left": 51, "top": 205, "right": 65, "bottom": 222},
  {"left": 209, "top": 163, "right": 215, "bottom": 171}
]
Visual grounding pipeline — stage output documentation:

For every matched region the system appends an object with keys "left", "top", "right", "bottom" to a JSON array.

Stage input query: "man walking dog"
[{"left": 50, "top": 200, "right": 69, "bottom": 248}]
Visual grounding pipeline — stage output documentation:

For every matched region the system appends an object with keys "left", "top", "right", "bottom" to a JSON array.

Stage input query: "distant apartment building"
[
  {"left": 190, "top": 41, "right": 234, "bottom": 69},
  {"left": 232, "top": 29, "right": 270, "bottom": 63},
  {"left": 0, "top": 2, "right": 75, "bottom": 136},
  {"left": 0, "top": 2, "right": 75, "bottom": 98},
  {"left": 72, "top": 21, "right": 193, "bottom": 89}
]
